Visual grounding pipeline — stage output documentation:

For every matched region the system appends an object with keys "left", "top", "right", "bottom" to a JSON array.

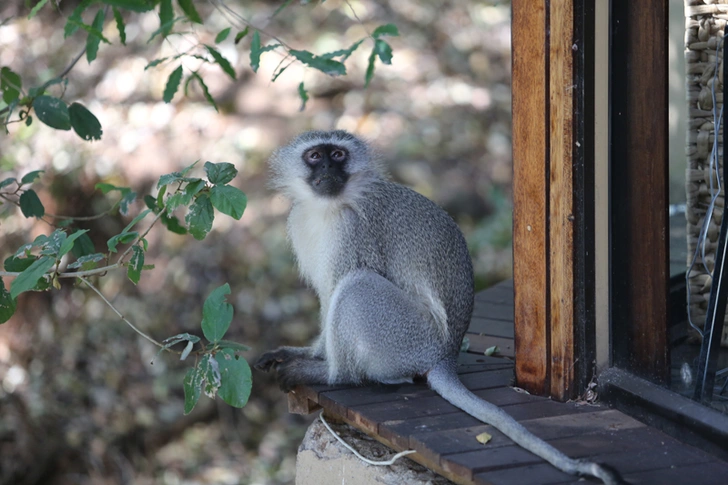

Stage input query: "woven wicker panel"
[{"left": 685, "top": 0, "right": 728, "bottom": 346}]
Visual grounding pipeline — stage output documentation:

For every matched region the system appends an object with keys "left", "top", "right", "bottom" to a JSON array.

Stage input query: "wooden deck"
[{"left": 289, "top": 280, "right": 728, "bottom": 485}]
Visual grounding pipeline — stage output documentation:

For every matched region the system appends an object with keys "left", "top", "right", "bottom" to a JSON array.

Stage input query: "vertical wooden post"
[
  {"left": 548, "top": 0, "right": 576, "bottom": 401},
  {"left": 610, "top": 0, "right": 669, "bottom": 383},
  {"left": 512, "top": 0, "right": 587, "bottom": 400},
  {"left": 512, "top": 0, "right": 549, "bottom": 396}
]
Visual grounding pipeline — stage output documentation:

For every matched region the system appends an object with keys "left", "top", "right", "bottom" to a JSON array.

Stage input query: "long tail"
[{"left": 427, "top": 360, "right": 625, "bottom": 485}]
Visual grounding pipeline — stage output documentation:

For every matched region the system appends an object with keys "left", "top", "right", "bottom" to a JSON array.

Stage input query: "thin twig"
[
  {"left": 0, "top": 46, "right": 87, "bottom": 117},
  {"left": 118, "top": 207, "right": 167, "bottom": 263},
  {"left": 343, "top": 0, "right": 372, "bottom": 37},
  {"left": 208, "top": 0, "right": 291, "bottom": 49},
  {"left": 78, "top": 275, "right": 165, "bottom": 349}
]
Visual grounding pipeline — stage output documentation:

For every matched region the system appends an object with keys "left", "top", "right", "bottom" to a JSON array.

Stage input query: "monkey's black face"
[{"left": 303, "top": 144, "right": 350, "bottom": 197}]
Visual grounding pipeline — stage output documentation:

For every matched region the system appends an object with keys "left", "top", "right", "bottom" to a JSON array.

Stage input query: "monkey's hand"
[
  {"left": 254, "top": 347, "right": 329, "bottom": 392},
  {"left": 253, "top": 348, "right": 295, "bottom": 373}
]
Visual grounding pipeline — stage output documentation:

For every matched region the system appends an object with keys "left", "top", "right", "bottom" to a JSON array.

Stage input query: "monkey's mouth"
[{"left": 311, "top": 174, "right": 348, "bottom": 197}]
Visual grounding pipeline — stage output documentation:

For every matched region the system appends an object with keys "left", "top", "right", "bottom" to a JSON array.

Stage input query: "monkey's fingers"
[{"left": 253, "top": 353, "right": 285, "bottom": 372}]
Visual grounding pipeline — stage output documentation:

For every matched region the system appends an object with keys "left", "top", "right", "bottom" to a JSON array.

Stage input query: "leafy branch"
[
  {"left": 0, "top": 161, "right": 251, "bottom": 414},
  {"left": 1, "top": 0, "right": 399, "bottom": 134}
]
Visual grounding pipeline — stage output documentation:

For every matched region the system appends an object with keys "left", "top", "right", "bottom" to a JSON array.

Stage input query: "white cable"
[{"left": 318, "top": 412, "right": 416, "bottom": 466}]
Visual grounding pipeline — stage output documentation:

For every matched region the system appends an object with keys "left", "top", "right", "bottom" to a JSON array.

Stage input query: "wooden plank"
[
  {"left": 470, "top": 304, "right": 514, "bottom": 323},
  {"left": 466, "top": 334, "right": 515, "bottom": 358},
  {"left": 474, "top": 462, "right": 573, "bottom": 485},
  {"left": 467, "top": 315, "right": 515, "bottom": 338},
  {"left": 407, "top": 409, "right": 638, "bottom": 466},
  {"left": 512, "top": 0, "right": 549, "bottom": 395},
  {"left": 609, "top": 0, "right": 670, "bottom": 382},
  {"left": 548, "top": 0, "right": 576, "bottom": 402}
]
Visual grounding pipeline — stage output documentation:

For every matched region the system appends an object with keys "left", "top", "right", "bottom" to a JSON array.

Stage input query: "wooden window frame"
[{"left": 511, "top": 0, "right": 728, "bottom": 453}]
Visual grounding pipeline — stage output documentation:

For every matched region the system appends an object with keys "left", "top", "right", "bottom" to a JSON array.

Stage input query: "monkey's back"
[{"left": 338, "top": 178, "right": 475, "bottom": 350}]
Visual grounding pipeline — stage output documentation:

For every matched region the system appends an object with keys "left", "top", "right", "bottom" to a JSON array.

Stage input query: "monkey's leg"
[{"left": 325, "top": 270, "right": 448, "bottom": 385}]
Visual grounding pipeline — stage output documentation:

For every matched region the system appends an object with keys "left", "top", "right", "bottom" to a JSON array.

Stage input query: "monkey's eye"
[
  {"left": 304, "top": 149, "right": 323, "bottom": 164},
  {"left": 330, "top": 149, "right": 347, "bottom": 162}
]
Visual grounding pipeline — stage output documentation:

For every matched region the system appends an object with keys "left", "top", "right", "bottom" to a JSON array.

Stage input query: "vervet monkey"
[{"left": 255, "top": 130, "right": 623, "bottom": 485}]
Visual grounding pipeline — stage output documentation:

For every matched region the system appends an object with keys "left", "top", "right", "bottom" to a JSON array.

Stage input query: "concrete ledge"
[{"left": 296, "top": 417, "right": 453, "bottom": 485}]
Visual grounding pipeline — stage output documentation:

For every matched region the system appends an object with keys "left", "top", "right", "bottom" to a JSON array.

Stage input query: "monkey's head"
[{"left": 269, "top": 130, "right": 382, "bottom": 202}]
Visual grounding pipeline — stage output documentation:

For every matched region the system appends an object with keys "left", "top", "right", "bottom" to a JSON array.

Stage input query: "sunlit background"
[{"left": 0, "top": 1, "right": 512, "bottom": 484}]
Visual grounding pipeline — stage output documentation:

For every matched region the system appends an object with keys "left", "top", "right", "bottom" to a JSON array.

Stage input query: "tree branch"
[{"left": 78, "top": 275, "right": 165, "bottom": 349}]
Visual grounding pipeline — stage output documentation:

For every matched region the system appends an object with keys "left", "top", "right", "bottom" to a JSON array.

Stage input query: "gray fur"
[{"left": 255, "top": 130, "right": 623, "bottom": 485}]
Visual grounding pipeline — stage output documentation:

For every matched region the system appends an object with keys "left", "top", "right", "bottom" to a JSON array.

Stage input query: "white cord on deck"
[{"left": 318, "top": 412, "right": 416, "bottom": 466}]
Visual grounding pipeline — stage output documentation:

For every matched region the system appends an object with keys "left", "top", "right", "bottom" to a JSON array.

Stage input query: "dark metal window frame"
[{"left": 598, "top": 0, "right": 728, "bottom": 457}]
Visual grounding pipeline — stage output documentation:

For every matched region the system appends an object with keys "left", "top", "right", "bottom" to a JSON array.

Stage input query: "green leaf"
[
  {"left": 59, "top": 229, "right": 90, "bottom": 258},
  {"left": 145, "top": 57, "right": 169, "bottom": 70},
  {"left": 28, "top": 0, "right": 50, "bottom": 19},
  {"left": 374, "top": 39, "right": 393, "bottom": 64},
  {"left": 159, "top": 0, "right": 173, "bottom": 37},
  {"left": 298, "top": 82, "right": 309, "bottom": 111},
  {"left": 101, "top": 0, "right": 154, "bottom": 13},
  {"left": 163, "top": 333, "right": 201, "bottom": 347},
  {"left": 177, "top": 0, "right": 202, "bottom": 23},
  {"left": 71, "top": 233, "right": 96, "bottom": 258},
  {"left": 215, "top": 27, "right": 231, "bottom": 44},
  {"left": 127, "top": 245, "right": 144, "bottom": 284},
  {"left": 161, "top": 213, "right": 187, "bottom": 234},
  {"left": 210, "top": 185, "right": 246, "bottom": 220},
  {"left": 163, "top": 65, "right": 183, "bottom": 103},
  {"left": 40, "top": 229, "right": 67, "bottom": 256},
  {"left": 20, "top": 170, "right": 44, "bottom": 185},
  {"left": 0, "top": 178, "right": 16, "bottom": 190},
  {"left": 289, "top": 49, "right": 346, "bottom": 76},
  {"left": 119, "top": 189, "right": 137, "bottom": 216},
  {"left": 107, "top": 231, "right": 138, "bottom": 253},
  {"left": 122, "top": 208, "right": 152, "bottom": 233},
  {"left": 183, "top": 366, "right": 203, "bottom": 414},
  {"left": 200, "top": 354, "right": 221, "bottom": 397},
  {"left": 19, "top": 190, "right": 45, "bottom": 218},
  {"left": 215, "top": 349, "right": 252, "bottom": 408},
  {"left": 4, "top": 256, "right": 34, "bottom": 272},
  {"left": 372, "top": 24, "right": 400, "bottom": 38},
  {"left": 166, "top": 179, "right": 203, "bottom": 211},
  {"left": 271, "top": 0, "right": 293, "bottom": 19},
  {"left": 67, "top": 252, "right": 105, "bottom": 269},
  {"left": 0, "top": 278, "right": 16, "bottom": 324},
  {"left": 69, "top": 103, "right": 103, "bottom": 141},
  {"left": 95, "top": 182, "right": 124, "bottom": 194},
  {"left": 86, "top": 9, "right": 106, "bottom": 63},
  {"left": 1, "top": 67, "right": 21, "bottom": 104},
  {"left": 205, "top": 45, "right": 236, "bottom": 80},
  {"left": 201, "top": 283, "right": 233, "bottom": 343},
  {"left": 190, "top": 72, "right": 217, "bottom": 112},
  {"left": 147, "top": 16, "right": 185, "bottom": 43},
  {"left": 364, "top": 48, "right": 376, "bottom": 87},
  {"left": 24, "top": 115, "right": 33, "bottom": 127},
  {"left": 10, "top": 256, "right": 55, "bottom": 299},
  {"left": 216, "top": 340, "right": 250, "bottom": 352},
  {"left": 113, "top": 7, "right": 126, "bottom": 44},
  {"left": 204, "top": 162, "right": 237, "bottom": 185},
  {"left": 234, "top": 27, "right": 249, "bottom": 45},
  {"left": 64, "top": 0, "right": 93, "bottom": 38},
  {"left": 249, "top": 31, "right": 262, "bottom": 73},
  {"left": 156, "top": 161, "right": 198, "bottom": 188},
  {"left": 321, "top": 39, "right": 365, "bottom": 62},
  {"left": 185, "top": 193, "right": 214, "bottom": 240},
  {"left": 33, "top": 95, "right": 71, "bottom": 130}
]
